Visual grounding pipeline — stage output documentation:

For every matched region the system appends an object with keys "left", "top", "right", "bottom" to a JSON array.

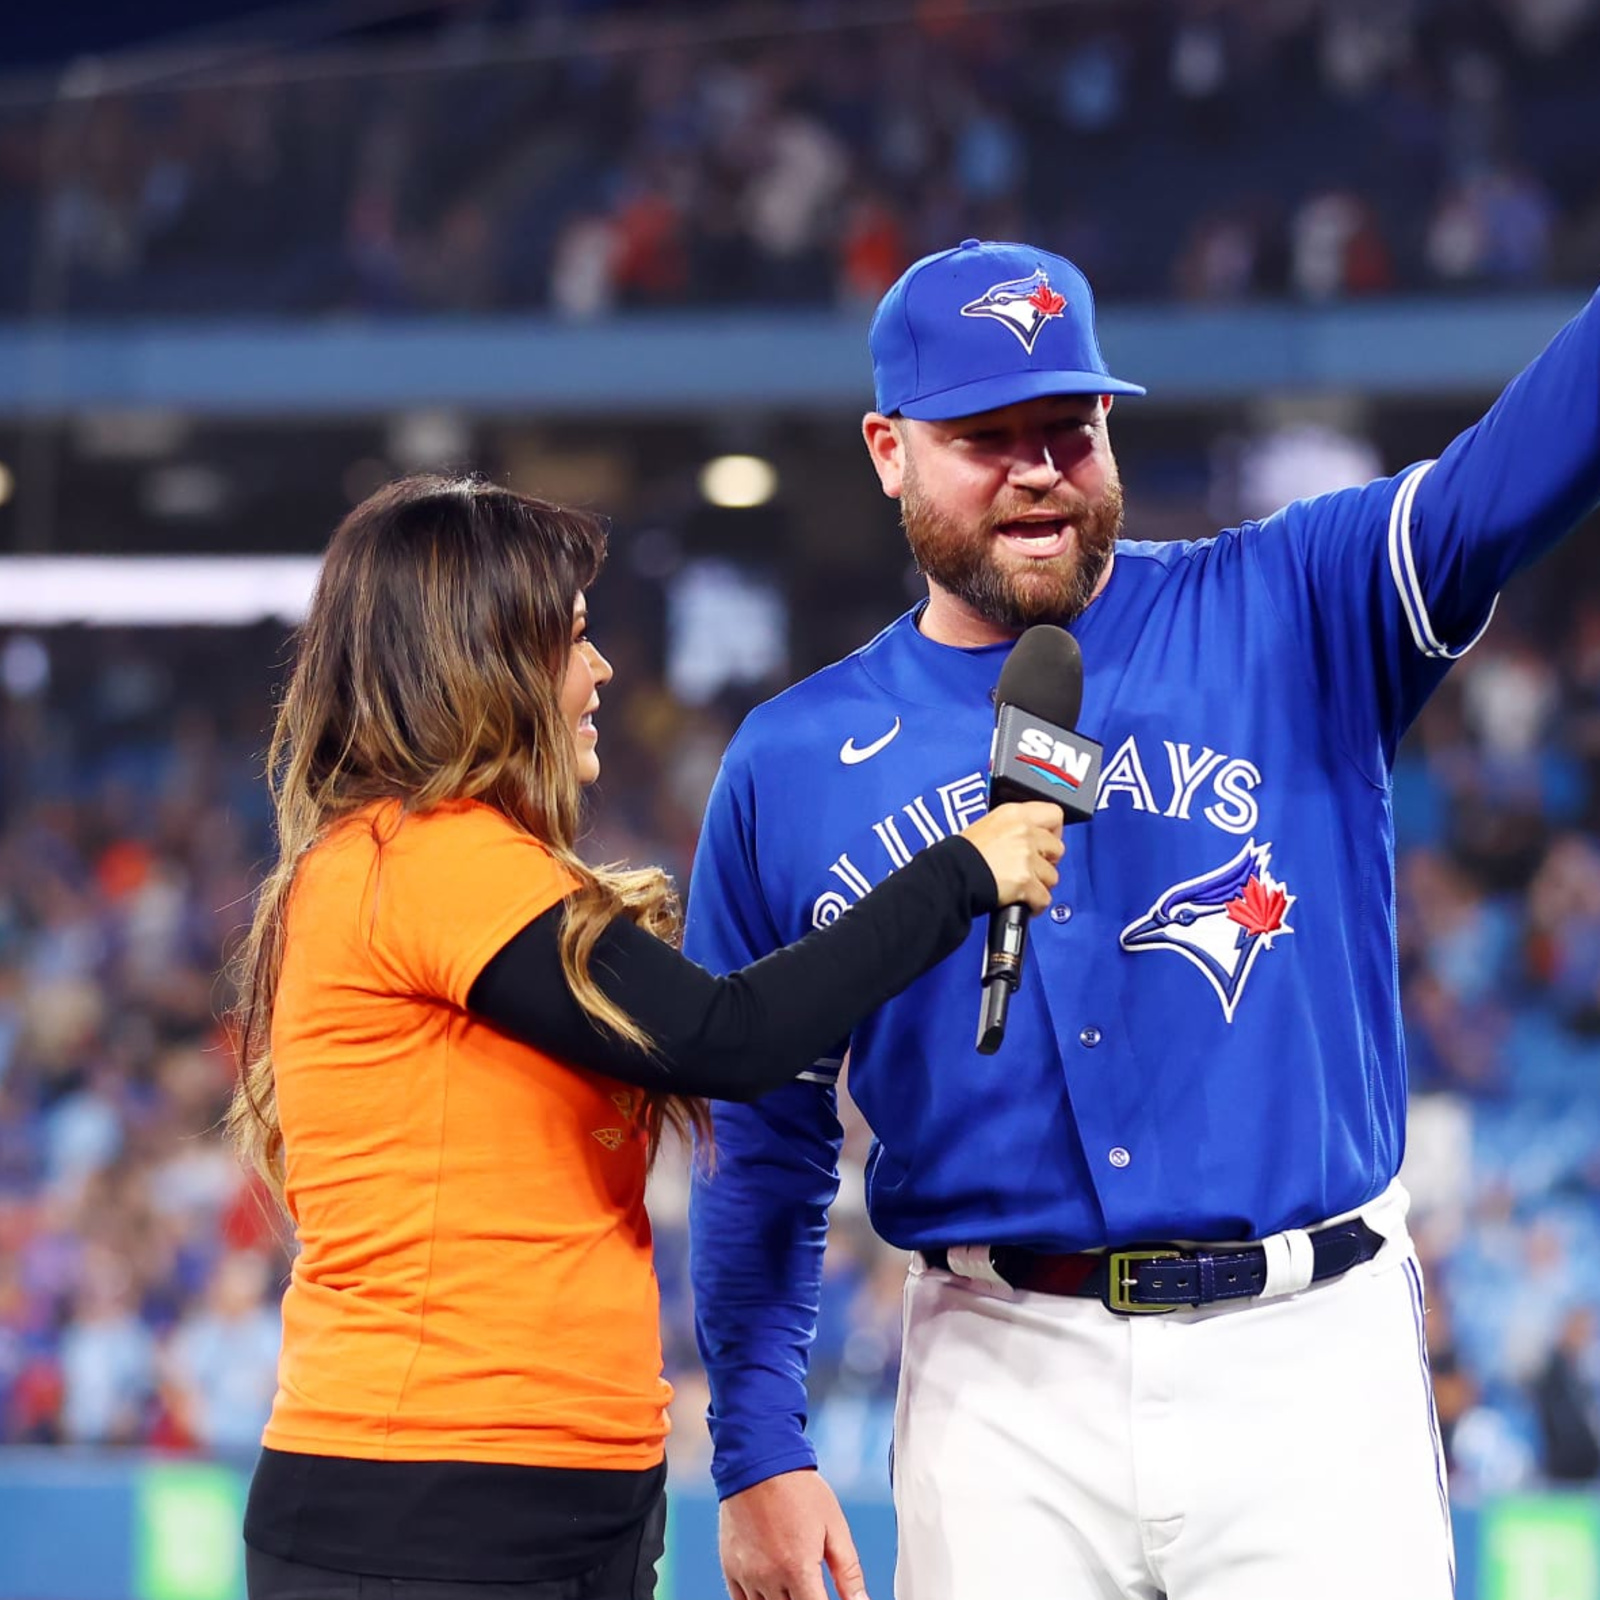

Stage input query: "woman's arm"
[{"left": 468, "top": 834, "right": 997, "bottom": 1100}]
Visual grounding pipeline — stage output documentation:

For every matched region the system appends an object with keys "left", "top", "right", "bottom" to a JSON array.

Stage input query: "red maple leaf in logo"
[
  {"left": 1226, "top": 875, "right": 1289, "bottom": 936},
  {"left": 1028, "top": 284, "right": 1066, "bottom": 317}
]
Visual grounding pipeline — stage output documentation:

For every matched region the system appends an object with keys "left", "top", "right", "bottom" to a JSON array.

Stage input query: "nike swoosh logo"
[{"left": 840, "top": 719, "right": 902, "bottom": 765}]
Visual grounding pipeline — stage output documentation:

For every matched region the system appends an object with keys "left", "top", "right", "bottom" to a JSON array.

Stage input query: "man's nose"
[{"left": 1008, "top": 442, "right": 1062, "bottom": 488}]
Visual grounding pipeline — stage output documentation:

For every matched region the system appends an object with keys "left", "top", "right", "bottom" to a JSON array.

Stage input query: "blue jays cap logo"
[
  {"left": 960, "top": 270, "right": 1068, "bottom": 354},
  {"left": 1119, "top": 841, "right": 1295, "bottom": 1022}
]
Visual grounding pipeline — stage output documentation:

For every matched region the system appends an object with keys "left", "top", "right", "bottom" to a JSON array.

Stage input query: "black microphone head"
[{"left": 995, "top": 624, "right": 1082, "bottom": 727}]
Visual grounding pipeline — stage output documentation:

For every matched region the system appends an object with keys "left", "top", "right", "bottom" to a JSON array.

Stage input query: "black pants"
[{"left": 244, "top": 1490, "right": 666, "bottom": 1600}]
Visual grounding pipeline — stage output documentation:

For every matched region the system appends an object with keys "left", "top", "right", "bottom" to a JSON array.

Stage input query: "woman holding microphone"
[{"left": 229, "top": 474, "right": 1062, "bottom": 1600}]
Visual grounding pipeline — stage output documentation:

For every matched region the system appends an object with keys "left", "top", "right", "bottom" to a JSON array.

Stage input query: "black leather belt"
[{"left": 921, "top": 1217, "right": 1386, "bottom": 1315}]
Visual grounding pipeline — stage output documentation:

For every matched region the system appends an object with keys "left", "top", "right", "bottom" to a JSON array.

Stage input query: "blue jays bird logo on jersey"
[
  {"left": 960, "top": 271, "right": 1068, "bottom": 353},
  {"left": 1120, "top": 841, "right": 1295, "bottom": 1022}
]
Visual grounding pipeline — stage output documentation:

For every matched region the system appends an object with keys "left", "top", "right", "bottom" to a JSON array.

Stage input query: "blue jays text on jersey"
[
  {"left": 686, "top": 290, "right": 1600, "bottom": 1499},
  {"left": 809, "top": 731, "right": 1262, "bottom": 928}
]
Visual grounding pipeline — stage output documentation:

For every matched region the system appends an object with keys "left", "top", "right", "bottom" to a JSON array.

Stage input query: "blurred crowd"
[
  {"left": 2, "top": 0, "right": 1600, "bottom": 318},
  {"left": 4, "top": 0, "right": 1600, "bottom": 1471},
  {"left": 3, "top": 486, "right": 1600, "bottom": 1498}
]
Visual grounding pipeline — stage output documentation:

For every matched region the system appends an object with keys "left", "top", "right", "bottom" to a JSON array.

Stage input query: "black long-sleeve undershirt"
[{"left": 466, "top": 833, "right": 998, "bottom": 1100}]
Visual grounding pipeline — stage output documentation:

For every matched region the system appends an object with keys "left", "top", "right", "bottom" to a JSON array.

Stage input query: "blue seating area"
[{"left": 1, "top": 0, "right": 1598, "bottom": 318}]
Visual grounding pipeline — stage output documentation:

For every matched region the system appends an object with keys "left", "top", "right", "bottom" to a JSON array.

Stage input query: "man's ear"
[{"left": 862, "top": 412, "right": 905, "bottom": 499}]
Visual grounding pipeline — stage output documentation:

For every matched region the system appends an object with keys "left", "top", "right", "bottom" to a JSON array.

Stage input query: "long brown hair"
[{"left": 227, "top": 473, "right": 709, "bottom": 1206}]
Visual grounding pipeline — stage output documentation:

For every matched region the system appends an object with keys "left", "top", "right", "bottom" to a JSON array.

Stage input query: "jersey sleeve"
[
  {"left": 683, "top": 740, "right": 848, "bottom": 1499},
  {"left": 1244, "top": 287, "right": 1600, "bottom": 780},
  {"left": 367, "top": 802, "right": 580, "bottom": 1007}
]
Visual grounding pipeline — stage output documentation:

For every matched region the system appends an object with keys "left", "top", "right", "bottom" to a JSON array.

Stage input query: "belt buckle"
[{"left": 1106, "top": 1247, "right": 1186, "bottom": 1315}]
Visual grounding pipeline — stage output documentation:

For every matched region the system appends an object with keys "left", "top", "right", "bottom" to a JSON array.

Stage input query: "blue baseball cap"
[{"left": 869, "top": 238, "right": 1146, "bottom": 420}]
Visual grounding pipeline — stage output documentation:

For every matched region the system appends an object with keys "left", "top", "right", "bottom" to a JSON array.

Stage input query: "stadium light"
[
  {"left": 698, "top": 454, "right": 778, "bottom": 509},
  {"left": 0, "top": 557, "right": 320, "bottom": 625}
]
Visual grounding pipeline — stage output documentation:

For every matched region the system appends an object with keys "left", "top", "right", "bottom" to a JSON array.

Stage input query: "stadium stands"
[
  {"left": 3, "top": 0, "right": 1600, "bottom": 1520},
  {"left": 0, "top": 0, "right": 1597, "bottom": 318}
]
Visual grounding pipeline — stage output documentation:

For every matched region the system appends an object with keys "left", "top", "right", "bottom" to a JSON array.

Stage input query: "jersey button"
[
  {"left": 1109, "top": 1147, "right": 1131, "bottom": 1168},
  {"left": 1050, "top": 904, "right": 1073, "bottom": 924},
  {"left": 1079, "top": 1025, "right": 1102, "bottom": 1047}
]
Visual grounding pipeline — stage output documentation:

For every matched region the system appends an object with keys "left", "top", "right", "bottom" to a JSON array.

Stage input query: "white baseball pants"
[{"left": 891, "top": 1182, "right": 1454, "bottom": 1600}]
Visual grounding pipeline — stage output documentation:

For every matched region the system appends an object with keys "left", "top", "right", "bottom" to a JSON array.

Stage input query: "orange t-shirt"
[{"left": 262, "top": 798, "right": 671, "bottom": 1469}]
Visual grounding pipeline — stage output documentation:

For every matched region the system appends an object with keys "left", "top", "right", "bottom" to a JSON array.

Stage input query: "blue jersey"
[{"left": 686, "top": 291, "right": 1600, "bottom": 1498}]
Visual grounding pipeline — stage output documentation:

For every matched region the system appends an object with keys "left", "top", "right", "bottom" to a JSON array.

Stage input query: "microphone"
[{"left": 977, "top": 625, "right": 1103, "bottom": 1055}]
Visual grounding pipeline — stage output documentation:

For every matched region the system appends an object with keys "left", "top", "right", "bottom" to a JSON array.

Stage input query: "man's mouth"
[{"left": 993, "top": 517, "right": 1071, "bottom": 559}]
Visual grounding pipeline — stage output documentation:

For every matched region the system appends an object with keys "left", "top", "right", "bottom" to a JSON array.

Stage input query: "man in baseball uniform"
[{"left": 684, "top": 238, "right": 1600, "bottom": 1599}]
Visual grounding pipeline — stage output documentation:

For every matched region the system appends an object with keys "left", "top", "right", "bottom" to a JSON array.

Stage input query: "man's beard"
[{"left": 900, "top": 467, "right": 1125, "bottom": 631}]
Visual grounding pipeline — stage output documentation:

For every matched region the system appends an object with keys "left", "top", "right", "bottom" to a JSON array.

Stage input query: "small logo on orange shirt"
[{"left": 592, "top": 1128, "right": 627, "bottom": 1150}]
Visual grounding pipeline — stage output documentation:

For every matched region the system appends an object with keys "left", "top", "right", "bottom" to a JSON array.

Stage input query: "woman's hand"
[{"left": 959, "top": 802, "right": 1066, "bottom": 913}]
